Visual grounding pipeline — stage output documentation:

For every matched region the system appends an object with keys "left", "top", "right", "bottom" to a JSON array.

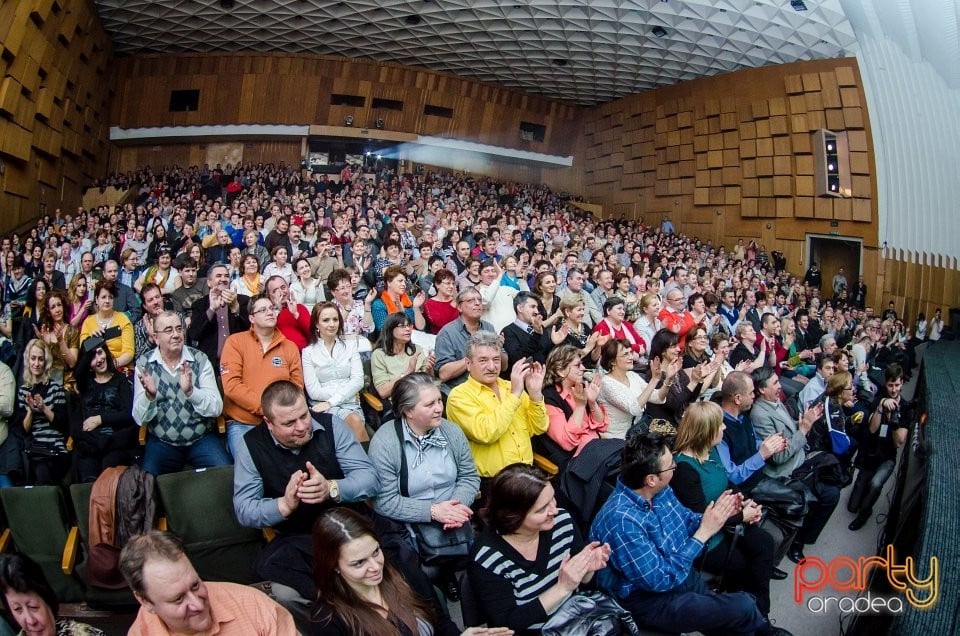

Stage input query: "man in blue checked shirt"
[{"left": 590, "top": 434, "right": 791, "bottom": 636}]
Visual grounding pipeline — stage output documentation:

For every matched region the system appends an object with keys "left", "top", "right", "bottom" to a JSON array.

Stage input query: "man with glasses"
[
  {"left": 133, "top": 311, "right": 230, "bottom": 476},
  {"left": 220, "top": 294, "right": 303, "bottom": 458},
  {"left": 188, "top": 263, "right": 248, "bottom": 369},
  {"left": 435, "top": 288, "right": 499, "bottom": 390},
  {"left": 591, "top": 433, "right": 778, "bottom": 635}
]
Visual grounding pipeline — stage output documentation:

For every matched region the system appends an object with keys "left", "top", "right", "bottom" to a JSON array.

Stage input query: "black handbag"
[
  {"left": 792, "top": 451, "right": 845, "bottom": 490},
  {"left": 541, "top": 590, "right": 641, "bottom": 636},
  {"left": 749, "top": 476, "right": 816, "bottom": 527},
  {"left": 394, "top": 420, "right": 473, "bottom": 564}
]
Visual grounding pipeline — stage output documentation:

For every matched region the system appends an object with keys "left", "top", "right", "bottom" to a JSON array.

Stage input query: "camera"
[{"left": 886, "top": 406, "right": 900, "bottom": 427}]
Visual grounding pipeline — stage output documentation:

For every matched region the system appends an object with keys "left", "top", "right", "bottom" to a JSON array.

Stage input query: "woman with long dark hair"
[
  {"left": 302, "top": 301, "right": 366, "bottom": 442},
  {"left": 310, "top": 507, "right": 507, "bottom": 636},
  {"left": 531, "top": 271, "right": 560, "bottom": 330},
  {"left": 146, "top": 222, "right": 171, "bottom": 263},
  {"left": 37, "top": 290, "right": 80, "bottom": 394},
  {"left": 371, "top": 313, "right": 435, "bottom": 400},
  {"left": 71, "top": 339, "right": 138, "bottom": 482},
  {"left": 14, "top": 279, "right": 49, "bottom": 350}
]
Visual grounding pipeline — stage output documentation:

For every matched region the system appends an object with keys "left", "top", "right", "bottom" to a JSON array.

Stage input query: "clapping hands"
[{"left": 557, "top": 542, "right": 611, "bottom": 593}]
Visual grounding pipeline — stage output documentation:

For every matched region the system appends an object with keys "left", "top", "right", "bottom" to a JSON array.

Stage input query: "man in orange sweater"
[{"left": 221, "top": 294, "right": 304, "bottom": 458}]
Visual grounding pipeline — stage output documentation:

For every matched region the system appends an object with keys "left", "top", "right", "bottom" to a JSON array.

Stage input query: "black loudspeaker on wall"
[{"left": 813, "top": 128, "right": 851, "bottom": 198}]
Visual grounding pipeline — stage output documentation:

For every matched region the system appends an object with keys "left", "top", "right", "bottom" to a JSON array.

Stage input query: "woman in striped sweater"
[
  {"left": 468, "top": 464, "right": 611, "bottom": 634},
  {"left": 17, "top": 339, "right": 69, "bottom": 485}
]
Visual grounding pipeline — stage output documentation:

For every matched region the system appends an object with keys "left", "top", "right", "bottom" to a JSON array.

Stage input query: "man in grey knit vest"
[{"left": 132, "top": 310, "right": 231, "bottom": 475}]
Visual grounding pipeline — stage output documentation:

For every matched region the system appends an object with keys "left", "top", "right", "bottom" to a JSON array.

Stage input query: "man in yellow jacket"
[{"left": 446, "top": 331, "right": 548, "bottom": 489}]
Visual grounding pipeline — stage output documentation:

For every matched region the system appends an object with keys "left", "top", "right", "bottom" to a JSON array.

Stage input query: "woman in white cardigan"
[
  {"left": 597, "top": 337, "right": 671, "bottom": 439},
  {"left": 301, "top": 301, "right": 366, "bottom": 442}
]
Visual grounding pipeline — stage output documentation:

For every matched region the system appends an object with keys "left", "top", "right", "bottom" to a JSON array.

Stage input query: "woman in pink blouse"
[{"left": 540, "top": 344, "right": 608, "bottom": 461}]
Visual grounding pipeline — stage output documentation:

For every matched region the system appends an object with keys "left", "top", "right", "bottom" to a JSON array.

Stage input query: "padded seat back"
[
  {"left": 155, "top": 466, "right": 263, "bottom": 584},
  {"left": 0, "top": 486, "right": 85, "bottom": 602}
]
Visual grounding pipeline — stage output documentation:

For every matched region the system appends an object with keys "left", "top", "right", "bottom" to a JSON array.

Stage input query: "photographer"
[{"left": 847, "top": 363, "right": 911, "bottom": 531}]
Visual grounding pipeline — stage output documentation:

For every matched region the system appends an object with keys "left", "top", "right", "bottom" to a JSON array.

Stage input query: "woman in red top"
[
  {"left": 264, "top": 274, "right": 311, "bottom": 350},
  {"left": 593, "top": 297, "right": 646, "bottom": 355},
  {"left": 421, "top": 268, "right": 459, "bottom": 334}
]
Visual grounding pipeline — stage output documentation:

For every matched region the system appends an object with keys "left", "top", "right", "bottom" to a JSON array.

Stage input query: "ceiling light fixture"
[
  {"left": 790, "top": 0, "right": 808, "bottom": 11},
  {"left": 652, "top": 26, "right": 668, "bottom": 38},
  {"left": 552, "top": 58, "right": 568, "bottom": 67}
]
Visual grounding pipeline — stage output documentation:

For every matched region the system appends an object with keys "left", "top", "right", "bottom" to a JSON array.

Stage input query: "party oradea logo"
[{"left": 794, "top": 545, "right": 938, "bottom": 614}]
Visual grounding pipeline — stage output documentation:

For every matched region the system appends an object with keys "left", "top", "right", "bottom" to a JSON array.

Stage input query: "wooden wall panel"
[
  {"left": 111, "top": 52, "right": 582, "bottom": 157},
  {"left": 112, "top": 140, "right": 303, "bottom": 175},
  {"left": 0, "top": 0, "right": 113, "bottom": 234},
  {"left": 880, "top": 254, "right": 960, "bottom": 328},
  {"left": 578, "top": 57, "right": 883, "bottom": 298}
]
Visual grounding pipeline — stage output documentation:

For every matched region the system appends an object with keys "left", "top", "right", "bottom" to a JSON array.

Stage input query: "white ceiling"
[{"left": 94, "top": 0, "right": 862, "bottom": 105}]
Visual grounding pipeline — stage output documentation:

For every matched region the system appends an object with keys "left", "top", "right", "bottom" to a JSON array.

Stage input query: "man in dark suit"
[
  {"left": 794, "top": 309, "right": 817, "bottom": 352},
  {"left": 188, "top": 263, "right": 249, "bottom": 370},
  {"left": 500, "top": 291, "right": 542, "bottom": 379}
]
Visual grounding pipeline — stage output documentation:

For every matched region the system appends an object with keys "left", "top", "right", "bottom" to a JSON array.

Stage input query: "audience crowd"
[{"left": 0, "top": 159, "right": 937, "bottom": 634}]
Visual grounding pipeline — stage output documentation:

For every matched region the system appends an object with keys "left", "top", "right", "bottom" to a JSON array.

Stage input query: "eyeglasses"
[
  {"left": 158, "top": 325, "right": 184, "bottom": 336},
  {"left": 655, "top": 461, "right": 678, "bottom": 475},
  {"left": 251, "top": 306, "right": 279, "bottom": 316}
]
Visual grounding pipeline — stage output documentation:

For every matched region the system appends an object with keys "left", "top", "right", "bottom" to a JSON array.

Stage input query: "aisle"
[{"left": 766, "top": 343, "right": 926, "bottom": 636}]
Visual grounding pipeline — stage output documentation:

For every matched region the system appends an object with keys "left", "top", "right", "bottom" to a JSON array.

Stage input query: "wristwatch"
[{"left": 328, "top": 480, "right": 341, "bottom": 503}]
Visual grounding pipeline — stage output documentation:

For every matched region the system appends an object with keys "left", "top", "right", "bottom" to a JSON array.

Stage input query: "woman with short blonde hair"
[{"left": 672, "top": 400, "right": 778, "bottom": 623}]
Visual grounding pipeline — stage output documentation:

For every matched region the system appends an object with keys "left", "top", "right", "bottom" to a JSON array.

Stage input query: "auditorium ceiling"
[{"left": 92, "top": 0, "right": 956, "bottom": 105}]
